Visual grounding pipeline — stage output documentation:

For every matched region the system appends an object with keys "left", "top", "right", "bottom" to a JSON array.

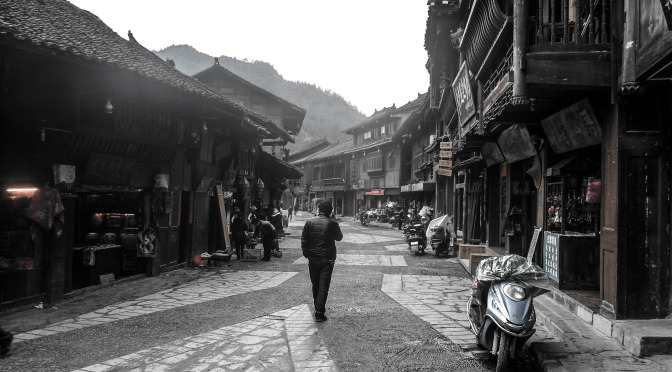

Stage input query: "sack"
[
  {"left": 586, "top": 178, "right": 601, "bottom": 203},
  {"left": 272, "top": 250, "right": 282, "bottom": 258}
]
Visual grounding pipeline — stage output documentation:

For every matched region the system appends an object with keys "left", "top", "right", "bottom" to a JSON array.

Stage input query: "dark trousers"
[
  {"left": 308, "top": 258, "right": 335, "bottom": 315},
  {"left": 262, "top": 235, "right": 274, "bottom": 260},
  {"left": 233, "top": 239, "right": 245, "bottom": 259}
]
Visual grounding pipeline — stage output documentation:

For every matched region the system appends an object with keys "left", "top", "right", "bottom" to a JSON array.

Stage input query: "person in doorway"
[
  {"left": 230, "top": 209, "right": 248, "bottom": 260},
  {"left": 301, "top": 199, "right": 343, "bottom": 322},
  {"left": 253, "top": 217, "right": 276, "bottom": 261}
]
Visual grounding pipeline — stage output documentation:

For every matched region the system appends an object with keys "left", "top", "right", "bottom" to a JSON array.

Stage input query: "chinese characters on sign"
[
  {"left": 452, "top": 62, "right": 476, "bottom": 127},
  {"left": 543, "top": 232, "right": 559, "bottom": 281},
  {"left": 438, "top": 141, "right": 453, "bottom": 177}
]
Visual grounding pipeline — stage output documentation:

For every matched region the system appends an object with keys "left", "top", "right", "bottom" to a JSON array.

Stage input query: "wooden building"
[
  {"left": 424, "top": 0, "right": 671, "bottom": 320},
  {"left": 0, "top": 0, "right": 285, "bottom": 309},
  {"left": 343, "top": 95, "right": 428, "bottom": 217}
]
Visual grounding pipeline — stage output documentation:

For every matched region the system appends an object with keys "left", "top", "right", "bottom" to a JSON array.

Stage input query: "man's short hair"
[{"left": 318, "top": 200, "right": 333, "bottom": 215}]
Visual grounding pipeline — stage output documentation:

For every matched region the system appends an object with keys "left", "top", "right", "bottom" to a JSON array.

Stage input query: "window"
[
  {"left": 387, "top": 151, "right": 396, "bottom": 170},
  {"left": 364, "top": 131, "right": 371, "bottom": 140},
  {"left": 380, "top": 126, "right": 386, "bottom": 135}
]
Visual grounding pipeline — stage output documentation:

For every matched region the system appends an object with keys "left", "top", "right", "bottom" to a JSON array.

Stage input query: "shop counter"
[
  {"left": 543, "top": 232, "right": 599, "bottom": 290},
  {"left": 72, "top": 244, "right": 122, "bottom": 289}
]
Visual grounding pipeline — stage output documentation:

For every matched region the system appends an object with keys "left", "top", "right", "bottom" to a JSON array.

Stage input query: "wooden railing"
[{"left": 535, "top": 0, "right": 610, "bottom": 45}]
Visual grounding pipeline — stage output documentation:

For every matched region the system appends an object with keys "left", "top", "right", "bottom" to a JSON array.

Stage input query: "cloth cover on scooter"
[
  {"left": 426, "top": 215, "right": 452, "bottom": 242},
  {"left": 474, "top": 255, "right": 550, "bottom": 297}
]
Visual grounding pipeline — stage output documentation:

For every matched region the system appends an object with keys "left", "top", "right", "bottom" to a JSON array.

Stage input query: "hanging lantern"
[
  {"left": 256, "top": 178, "right": 265, "bottom": 199},
  {"left": 237, "top": 177, "right": 251, "bottom": 199}
]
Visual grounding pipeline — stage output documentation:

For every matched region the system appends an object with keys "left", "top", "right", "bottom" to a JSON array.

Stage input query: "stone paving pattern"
[
  {"left": 380, "top": 270, "right": 491, "bottom": 358},
  {"left": 14, "top": 271, "right": 298, "bottom": 344},
  {"left": 292, "top": 255, "right": 407, "bottom": 267},
  {"left": 72, "top": 304, "right": 335, "bottom": 372}
]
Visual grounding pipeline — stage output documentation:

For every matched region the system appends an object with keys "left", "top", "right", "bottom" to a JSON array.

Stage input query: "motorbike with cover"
[
  {"left": 467, "top": 255, "right": 549, "bottom": 372},
  {"left": 426, "top": 214, "right": 454, "bottom": 257}
]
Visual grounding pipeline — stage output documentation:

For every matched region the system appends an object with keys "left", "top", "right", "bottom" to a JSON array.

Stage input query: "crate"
[{"left": 241, "top": 248, "right": 263, "bottom": 261}]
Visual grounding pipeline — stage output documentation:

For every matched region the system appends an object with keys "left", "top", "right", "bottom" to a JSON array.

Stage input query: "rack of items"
[{"left": 543, "top": 156, "right": 600, "bottom": 290}]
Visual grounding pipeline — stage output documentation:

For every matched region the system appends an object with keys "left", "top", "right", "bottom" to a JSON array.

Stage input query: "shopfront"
[{"left": 539, "top": 98, "right": 603, "bottom": 308}]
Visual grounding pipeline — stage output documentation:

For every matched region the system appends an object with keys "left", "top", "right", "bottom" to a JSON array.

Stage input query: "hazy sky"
[{"left": 68, "top": 0, "right": 430, "bottom": 117}]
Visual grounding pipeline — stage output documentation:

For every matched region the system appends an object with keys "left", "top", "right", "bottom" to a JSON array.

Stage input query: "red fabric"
[
  {"left": 26, "top": 187, "right": 65, "bottom": 232},
  {"left": 586, "top": 178, "right": 601, "bottom": 203}
]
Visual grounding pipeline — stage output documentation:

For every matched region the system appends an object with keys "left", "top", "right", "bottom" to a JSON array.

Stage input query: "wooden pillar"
[
  {"left": 619, "top": 0, "right": 641, "bottom": 95},
  {"left": 512, "top": 0, "right": 529, "bottom": 106}
]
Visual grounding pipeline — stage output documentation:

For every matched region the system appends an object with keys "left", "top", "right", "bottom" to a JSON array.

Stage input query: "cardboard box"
[{"left": 242, "top": 248, "right": 263, "bottom": 261}]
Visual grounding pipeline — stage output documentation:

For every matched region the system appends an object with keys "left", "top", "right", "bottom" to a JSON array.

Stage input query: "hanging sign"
[
  {"left": 439, "top": 160, "right": 453, "bottom": 168},
  {"left": 439, "top": 151, "right": 453, "bottom": 159},
  {"left": 438, "top": 169, "right": 453, "bottom": 177},
  {"left": 540, "top": 98, "right": 602, "bottom": 154},
  {"left": 481, "top": 142, "right": 505, "bottom": 167},
  {"left": 440, "top": 141, "right": 453, "bottom": 150},
  {"left": 452, "top": 62, "right": 476, "bottom": 127},
  {"left": 497, "top": 124, "right": 537, "bottom": 163}
]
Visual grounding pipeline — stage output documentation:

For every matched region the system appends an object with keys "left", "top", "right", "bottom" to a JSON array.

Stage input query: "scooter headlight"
[{"left": 503, "top": 284, "right": 526, "bottom": 301}]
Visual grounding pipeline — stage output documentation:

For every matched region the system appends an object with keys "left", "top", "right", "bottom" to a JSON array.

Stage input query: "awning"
[
  {"left": 259, "top": 151, "right": 303, "bottom": 179},
  {"left": 401, "top": 181, "right": 435, "bottom": 193}
]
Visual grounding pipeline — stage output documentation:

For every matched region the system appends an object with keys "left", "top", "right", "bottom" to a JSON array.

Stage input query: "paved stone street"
[{"left": 0, "top": 212, "right": 529, "bottom": 371}]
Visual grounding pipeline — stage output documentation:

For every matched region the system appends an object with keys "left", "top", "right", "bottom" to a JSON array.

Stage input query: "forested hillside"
[{"left": 154, "top": 45, "right": 366, "bottom": 149}]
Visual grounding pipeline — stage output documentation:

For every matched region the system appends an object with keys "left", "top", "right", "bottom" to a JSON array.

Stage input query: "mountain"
[{"left": 154, "top": 45, "right": 366, "bottom": 150}]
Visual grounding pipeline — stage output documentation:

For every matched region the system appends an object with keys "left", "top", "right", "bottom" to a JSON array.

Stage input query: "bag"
[
  {"left": 586, "top": 178, "right": 601, "bottom": 203},
  {"left": 272, "top": 250, "right": 282, "bottom": 258}
]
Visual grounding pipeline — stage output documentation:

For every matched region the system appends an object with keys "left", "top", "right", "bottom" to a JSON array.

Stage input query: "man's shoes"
[{"left": 315, "top": 314, "right": 328, "bottom": 322}]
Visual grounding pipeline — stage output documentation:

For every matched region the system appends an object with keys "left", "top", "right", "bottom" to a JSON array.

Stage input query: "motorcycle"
[
  {"left": 467, "top": 255, "right": 549, "bottom": 372},
  {"left": 426, "top": 214, "right": 454, "bottom": 257},
  {"left": 359, "top": 212, "right": 370, "bottom": 226},
  {"left": 405, "top": 219, "right": 426, "bottom": 255}
]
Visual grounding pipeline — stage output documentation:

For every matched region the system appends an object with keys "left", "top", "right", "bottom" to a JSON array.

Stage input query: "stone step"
[
  {"left": 612, "top": 320, "right": 672, "bottom": 357},
  {"left": 529, "top": 295, "right": 671, "bottom": 371},
  {"left": 541, "top": 287, "right": 672, "bottom": 358}
]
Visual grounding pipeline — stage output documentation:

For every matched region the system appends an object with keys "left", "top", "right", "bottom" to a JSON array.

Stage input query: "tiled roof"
[
  {"left": 193, "top": 61, "right": 307, "bottom": 117},
  {"left": 296, "top": 138, "right": 354, "bottom": 164},
  {"left": 288, "top": 139, "right": 331, "bottom": 162},
  {"left": 0, "top": 0, "right": 286, "bottom": 140},
  {"left": 344, "top": 92, "right": 429, "bottom": 134}
]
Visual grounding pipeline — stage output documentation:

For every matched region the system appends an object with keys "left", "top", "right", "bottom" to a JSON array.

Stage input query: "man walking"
[{"left": 301, "top": 200, "right": 343, "bottom": 322}]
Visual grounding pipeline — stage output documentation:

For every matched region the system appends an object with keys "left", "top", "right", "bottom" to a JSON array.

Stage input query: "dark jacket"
[
  {"left": 254, "top": 220, "right": 276, "bottom": 239},
  {"left": 301, "top": 213, "right": 343, "bottom": 260},
  {"left": 230, "top": 217, "right": 249, "bottom": 243}
]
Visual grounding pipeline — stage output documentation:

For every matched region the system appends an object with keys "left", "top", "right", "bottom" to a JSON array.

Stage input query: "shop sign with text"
[
  {"left": 452, "top": 62, "right": 476, "bottom": 127},
  {"left": 365, "top": 189, "right": 385, "bottom": 195}
]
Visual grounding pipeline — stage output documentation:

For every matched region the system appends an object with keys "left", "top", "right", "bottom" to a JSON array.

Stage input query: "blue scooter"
[{"left": 466, "top": 255, "right": 549, "bottom": 372}]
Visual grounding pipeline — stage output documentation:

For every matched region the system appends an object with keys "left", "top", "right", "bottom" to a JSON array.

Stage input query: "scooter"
[
  {"left": 406, "top": 219, "right": 426, "bottom": 255},
  {"left": 466, "top": 255, "right": 549, "bottom": 372},
  {"left": 427, "top": 214, "right": 454, "bottom": 257}
]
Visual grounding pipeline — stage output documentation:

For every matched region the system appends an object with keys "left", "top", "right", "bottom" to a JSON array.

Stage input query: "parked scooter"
[
  {"left": 426, "top": 214, "right": 454, "bottom": 257},
  {"left": 467, "top": 255, "right": 549, "bottom": 372},
  {"left": 406, "top": 218, "right": 426, "bottom": 255}
]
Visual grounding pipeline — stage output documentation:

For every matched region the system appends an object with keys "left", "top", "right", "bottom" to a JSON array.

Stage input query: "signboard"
[
  {"left": 662, "top": 0, "right": 672, "bottom": 30},
  {"left": 439, "top": 160, "right": 453, "bottom": 168},
  {"left": 440, "top": 141, "right": 453, "bottom": 150},
  {"left": 365, "top": 189, "right": 384, "bottom": 195},
  {"left": 497, "top": 124, "right": 537, "bottom": 163},
  {"left": 543, "top": 231, "right": 560, "bottom": 281},
  {"left": 438, "top": 169, "right": 453, "bottom": 177},
  {"left": 481, "top": 142, "right": 505, "bottom": 167},
  {"left": 439, "top": 151, "right": 453, "bottom": 159},
  {"left": 540, "top": 98, "right": 602, "bottom": 154},
  {"left": 452, "top": 62, "right": 476, "bottom": 127},
  {"left": 527, "top": 227, "right": 542, "bottom": 262}
]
